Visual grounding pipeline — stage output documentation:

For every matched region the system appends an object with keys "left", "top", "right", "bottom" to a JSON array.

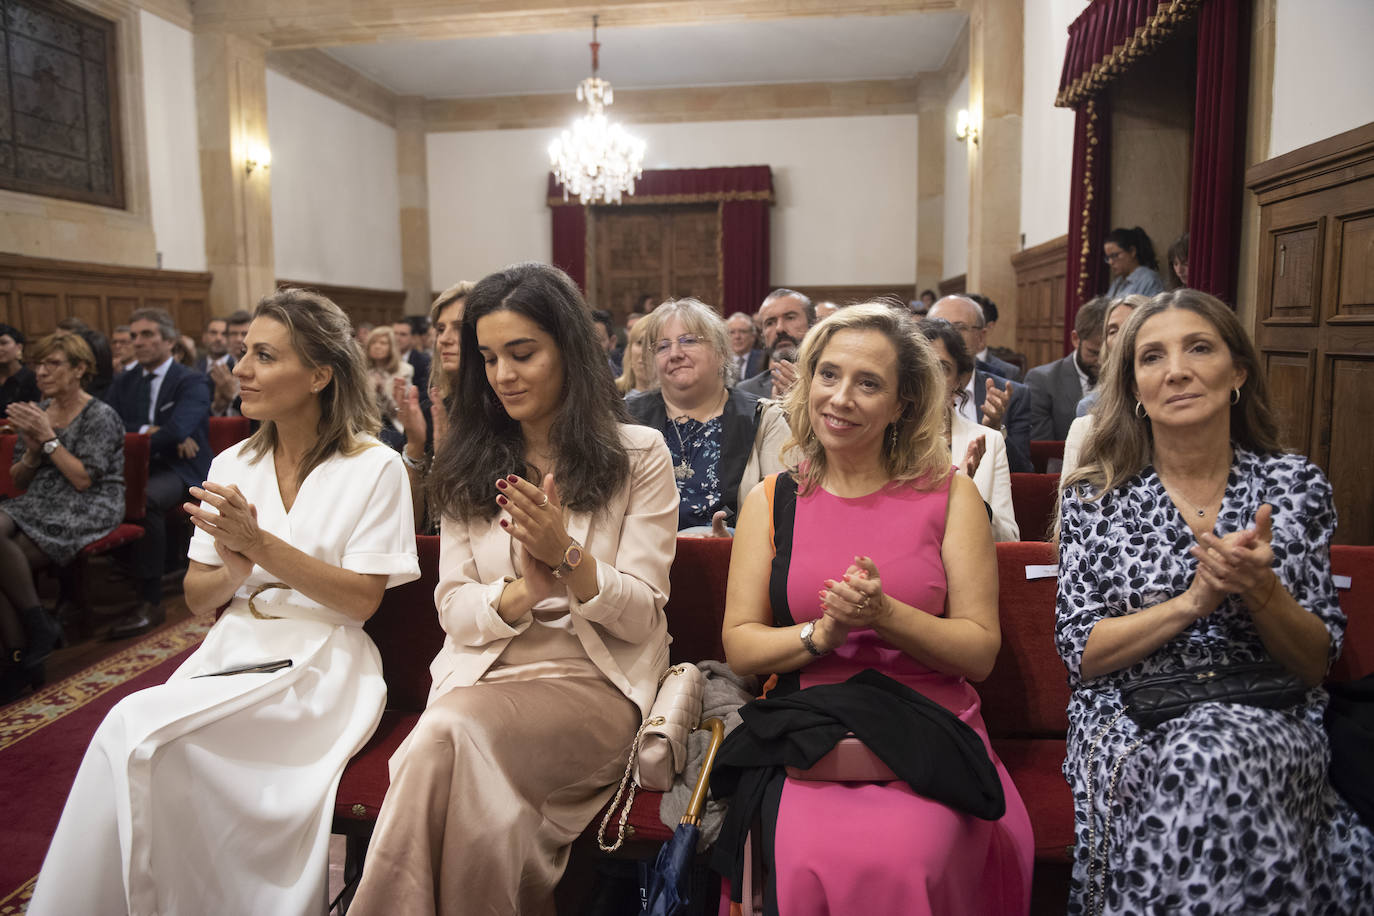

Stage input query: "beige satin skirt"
[{"left": 349, "top": 664, "right": 639, "bottom": 916}]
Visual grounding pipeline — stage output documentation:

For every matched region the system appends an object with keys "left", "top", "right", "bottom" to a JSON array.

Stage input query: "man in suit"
[
  {"left": 1025, "top": 296, "right": 1108, "bottom": 441},
  {"left": 192, "top": 317, "right": 232, "bottom": 375},
  {"left": 738, "top": 289, "right": 814, "bottom": 399},
  {"left": 393, "top": 317, "right": 431, "bottom": 394},
  {"left": 930, "top": 297, "right": 1034, "bottom": 473},
  {"left": 104, "top": 307, "right": 212, "bottom": 637},
  {"left": 726, "top": 311, "right": 765, "bottom": 381},
  {"left": 211, "top": 309, "right": 252, "bottom": 416},
  {"left": 963, "top": 293, "right": 1022, "bottom": 381}
]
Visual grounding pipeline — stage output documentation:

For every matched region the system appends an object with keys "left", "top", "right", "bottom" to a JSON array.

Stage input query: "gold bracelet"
[{"left": 1254, "top": 574, "right": 1280, "bottom": 612}]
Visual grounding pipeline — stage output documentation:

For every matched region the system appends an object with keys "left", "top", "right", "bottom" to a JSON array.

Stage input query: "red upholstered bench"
[
  {"left": 1029, "top": 440, "right": 1066, "bottom": 474},
  {"left": 1010, "top": 472, "right": 1060, "bottom": 542},
  {"left": 1331, "top": 545, "right": 1374, "bottom": 685},
  {"left": 0, "top": 434, "right": 21, "bottom": 498},
  {"left": 208, "top": 416, "right": 251, "bottom": 455}
]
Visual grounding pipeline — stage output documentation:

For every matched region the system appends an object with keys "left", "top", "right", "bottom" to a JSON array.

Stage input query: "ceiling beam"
[
  {"left": 194, "top": 0, "right": 967, "bottom": 50},
  {"left": 424, "top": 78, "right": 920, "bottom": 132},
  {"left": 265, "top": 49, "right": 401, "bottom": 126}
]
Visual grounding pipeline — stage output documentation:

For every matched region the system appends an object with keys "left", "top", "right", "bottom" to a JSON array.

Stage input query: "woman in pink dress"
[{"left": 718, "top": 302, "right": 1033, "bottom": 915}]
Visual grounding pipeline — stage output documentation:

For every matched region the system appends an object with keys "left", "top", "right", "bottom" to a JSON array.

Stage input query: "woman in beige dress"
[{"left": 350, "top": 262, "right": 679, "bottom": 915}]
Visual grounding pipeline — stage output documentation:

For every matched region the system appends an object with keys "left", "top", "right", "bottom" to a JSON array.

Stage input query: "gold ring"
[{"left": 539, "top": 494, "right": 550, "bottom": 508}]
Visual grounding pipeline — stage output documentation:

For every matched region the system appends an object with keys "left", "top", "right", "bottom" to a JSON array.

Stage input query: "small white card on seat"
[
  {"left": 1334, "top": 574, "right": 1352, "bottom": 590},
  {"left": 1025, "top": 564, "right": 1058, "bottom": 580}
]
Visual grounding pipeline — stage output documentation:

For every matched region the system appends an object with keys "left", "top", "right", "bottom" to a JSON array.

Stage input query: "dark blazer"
[
  {"left": 104, "top": 360, "right": 212, "bottom": 488},
  {"left": 978, "top": 352, "right": 1022, "bottom": 383},
  {"left": 625, "top": 386, "right": 764, "bottom": 526},
  {"left": 973, "top": 369, "right": 1032, "bottom": 473},
  {"left": 406, "top": 349, "right": 431, "bottom": 396},
  {"left": 192, "top": 353, "right": 234, "bottom": 375},
  {"left": 733, "top": 349, "right": 765, "bottom": 382},
  {"left": 1024, "top": 353, "right": 1085, "bottom": 441},
  {"left": 737, "top": 368, "right": 773, "bottom": 400}
]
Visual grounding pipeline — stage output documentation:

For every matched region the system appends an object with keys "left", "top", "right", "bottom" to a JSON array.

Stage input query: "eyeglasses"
[
  {"left": 1104, "top": 250, "right": 1126, "bottom": 264},
  {"left": 654, "top": 334, "right": 704, "bottom": 356},
  {"left": 33, "top": 358, "right": 72, "bottom": 372}
]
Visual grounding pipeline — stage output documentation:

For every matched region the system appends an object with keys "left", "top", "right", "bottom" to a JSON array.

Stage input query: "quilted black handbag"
[{"left": 1122, "top": 661, "right": 1307, "bottom": 729}]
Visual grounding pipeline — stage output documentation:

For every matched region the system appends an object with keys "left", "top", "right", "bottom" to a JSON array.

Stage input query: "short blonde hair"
[
  {"left": 616, "top": 315, "right": 656, "bottom": 394},
  {"left": 639, "top": 297, "right": 737, "bottom": 387},
  {"left": 783, "top": 302, "right": 951, "bottom": 496},
  {"left": 28, "top": 332, "right": 95, "bottom": 383}
]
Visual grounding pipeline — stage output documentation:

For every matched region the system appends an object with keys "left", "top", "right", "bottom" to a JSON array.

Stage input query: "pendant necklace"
[
  {"left": 666, "top": 390, "right": 726, "bottom": 483},
  {"left": 1162, "top": 471, "right": 1228, "bottom": 518}
]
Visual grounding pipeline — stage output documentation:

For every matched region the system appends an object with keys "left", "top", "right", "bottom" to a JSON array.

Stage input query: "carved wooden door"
[
  {"left": 590, "top": 204, "right": 723, "bottom": 322},
  {"left": 1248, "top": 125, "right": 1374, "bottom": 545}
]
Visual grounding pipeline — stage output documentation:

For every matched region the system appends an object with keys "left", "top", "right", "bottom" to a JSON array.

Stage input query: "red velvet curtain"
[
  {"left": 547, "top": 167, "right": 774, "bottom": 314},
  {"left": 1187, "top": 0, "right": 1251, "bottom": 305}
]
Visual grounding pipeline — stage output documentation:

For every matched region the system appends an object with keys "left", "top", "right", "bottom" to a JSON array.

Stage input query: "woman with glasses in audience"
[
  {"left": 350, "top": 262, "right": 678, "bottom": 915},
  {"left": 1055, "top": 289, "right": 1373, "bottom": 914},
  {"left": 1, "top": 332, "right": 123, "bottom": 700},
  {"left": 1103, "top": 226, "right": 1164, "bottom": 298},
  {"left": 29, "top": 289, "right": 420, "bottom": 915},
  {"left": 717, "top": 303, "right": 1033, "bottom": 915},
  {"left": 627, "top": 298, "right": 788, "bottom": 534},
  {"left": 919, "top": 318, "right": 1019, "bottom": 540}
]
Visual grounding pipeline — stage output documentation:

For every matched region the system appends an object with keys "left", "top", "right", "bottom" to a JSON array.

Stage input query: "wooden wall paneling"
[
  {"left": 276, "top": 279, "right": 407, "bottom": 332},
  {"left": 1324, "top": 353, "right": 1374, "bottom": 545},
  {"left": 1332, "top": 210, "right": 1374, "bottom": 322},
  {"left": 1247, "top": 121, "right": 1374, "bottom": 544},
  {"left": 0, "top": 254, "right": 213, "bottom": 339},
  {"left": 785, "top": 284, "right": 917, "bottom": 307},
  {"left": 1262, "top": 349, "right": 1315, "bottom": 454},
  {"left": 1011, "top": 235, "right": 1069, "bottom": 370},
  {"left": 938, "top": 274, "right": 967, "bottom": 297}
]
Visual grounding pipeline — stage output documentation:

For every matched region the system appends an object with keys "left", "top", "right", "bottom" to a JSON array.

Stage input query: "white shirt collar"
[
  {"left": 143, "top": 355, "right": 174, "bottom": 378},
  {"left": 1072, "top": 350, "right": 1092, "bottom": 393}
]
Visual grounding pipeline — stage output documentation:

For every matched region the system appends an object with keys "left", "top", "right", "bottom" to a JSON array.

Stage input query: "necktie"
[{"left": 135, "top": 371, "right": 153, "bottom": 425}]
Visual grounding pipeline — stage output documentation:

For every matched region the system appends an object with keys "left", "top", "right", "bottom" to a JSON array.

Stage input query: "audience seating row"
[{"left": 332, "top": 535, "right": 1374, "bottom": 914}]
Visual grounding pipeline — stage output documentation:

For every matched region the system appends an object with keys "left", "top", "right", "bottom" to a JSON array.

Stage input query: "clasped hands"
[
  {"left": 1187, "top": 504, "right": 1279, "bottom": 616},
  {"left": 812, "top": 556, "right": 891, "bottom": 653},
  {"left": 496, "top": 473, "right": 570, "bottom": 599},
  {"left": 6, "top": 401, "right": 56, "bottom": 453},
  {"left": 184, "top": 482, "right": 264, "bottom": 581}
]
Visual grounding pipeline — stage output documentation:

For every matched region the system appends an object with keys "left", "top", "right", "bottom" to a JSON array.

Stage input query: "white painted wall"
[
  {"left": 427, "top": 114, "right": 919, "bottom": 290},
  {"left": 140, "top": 10, "right": 205, "bottom": 272},
  {"left": 1270, "top": 0, "right": 1374, "bottom": 158},
  {"left": 265, "top": 70, "right": 403, "bottom": 290},
  {"left": 1020, "top": 0, "right": 1081, "bottom": 248},
  {"left": 943, "top": 74, "right": 971, "bottom": 278}
]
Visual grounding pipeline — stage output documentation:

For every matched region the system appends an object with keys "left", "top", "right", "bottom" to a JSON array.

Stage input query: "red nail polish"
[
  {"left": 499, "top": 519, "right": 509, "bottom": 528},
  {"left": 507, "top": 474, "right": 520, "bottom": 483},
  {"left": 496, "top": 495, "right": 507, "bottom": 505},
  {"left": 496, "top": 479, "right": 508, "bottom": 490}
]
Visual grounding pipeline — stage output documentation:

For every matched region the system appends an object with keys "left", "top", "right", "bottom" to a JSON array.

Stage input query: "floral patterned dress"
[
  {"left": 4, "top": 397, "right": 124, "bottom": 564},
  {"left": 662, "top": 414, "right": 723, "bottom": 529},
  {"left": 1055, "top": 447, "right": 1374, "bottom": 915}
]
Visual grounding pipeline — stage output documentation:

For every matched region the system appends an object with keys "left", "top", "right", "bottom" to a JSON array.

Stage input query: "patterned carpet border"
[
  {"left": 0, "top": 876, "right": 34, "bottom": 913},
  {"left": 0, "top": 617, "right": 209, "bottom": 751}
]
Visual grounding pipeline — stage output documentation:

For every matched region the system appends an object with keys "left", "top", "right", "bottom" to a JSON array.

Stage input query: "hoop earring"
[
  {"left": 1231, "top": 387, "right": 1241, "bottom": 405},
  {"left": 1134, "top": 400, "right": 1147, "bottom": 419}
]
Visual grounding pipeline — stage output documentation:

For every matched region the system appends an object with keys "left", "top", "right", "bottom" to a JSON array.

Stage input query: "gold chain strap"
[
  {"left": 247, "top": 582, "right": 291, "bottom": 620},
  {"left": 1083, "top": 707, "right": 1147, "bottom": 916}
]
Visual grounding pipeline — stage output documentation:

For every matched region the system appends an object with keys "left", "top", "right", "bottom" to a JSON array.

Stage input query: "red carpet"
[{"left": 0, "top": 618, "right": 208, "bottom": 914}]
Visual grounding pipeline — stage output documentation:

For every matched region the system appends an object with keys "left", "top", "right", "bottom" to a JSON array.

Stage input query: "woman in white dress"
[
  {"left": 349, "top": 262, "right": 678, "bottom": 915},
  {"left": 29, "top": 288, "right": 420, "bottom": 916},
  {"left": 920, "top": 318, "right": 1019, "bottom": 541}
]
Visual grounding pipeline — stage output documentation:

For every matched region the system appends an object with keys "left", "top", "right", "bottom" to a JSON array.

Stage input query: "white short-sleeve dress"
[{"left": 29, "top": 438, "right": 420, "bottom": 916}]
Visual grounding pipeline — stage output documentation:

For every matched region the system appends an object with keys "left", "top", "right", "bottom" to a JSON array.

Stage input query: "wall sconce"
[
  {"left": 955, "top": 109, "right": 979, "bottom": 146},
  {"left": 245, "top": 143, "right": 272, "bottom": 176}
]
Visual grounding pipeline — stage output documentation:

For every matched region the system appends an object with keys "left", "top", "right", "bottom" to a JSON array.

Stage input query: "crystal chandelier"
[{"left": 548, "top": 16, "right": 646, "bottom": 205}]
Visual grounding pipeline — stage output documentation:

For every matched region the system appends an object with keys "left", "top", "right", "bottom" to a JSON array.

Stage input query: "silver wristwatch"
[
  {"left": 42, "top": 438, "right": 61, "bottom": 456},
  {"left": 799, "top": 620, "right": 826, "bottom": 657}
]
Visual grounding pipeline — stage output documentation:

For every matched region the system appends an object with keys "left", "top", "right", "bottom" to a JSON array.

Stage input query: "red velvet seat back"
[
  {"left": 1330, "top": 545, "right": 1374, "bottom": 684},
  {"left": 0, "top": 434, "right": 19, "bottom": 498},
  {"left": 665, "top": 536, "right": 733, "bottom": 665},
  {"left": 208, "top": 416, "right": 251, "bottom": 456},
  {"left": 1010, "top": 473, "right": 1060, "bottom": 543},
  {"left": 122, "top": 434, "right": 150, "bottom": 521},
  {"left": 979, "top": 541, "right": 1070, "bottom": 739},
  {"left": 1029, "top": 440, "right": 1066, "bottom": 474},
  {"left": 364, "top": 534, "right": 444, "bottom": 712}
]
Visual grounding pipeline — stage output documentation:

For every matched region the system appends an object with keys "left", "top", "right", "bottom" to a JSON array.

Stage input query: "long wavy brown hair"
[{"left": 240, "top": 288, "right": 380, "bottom": 486}]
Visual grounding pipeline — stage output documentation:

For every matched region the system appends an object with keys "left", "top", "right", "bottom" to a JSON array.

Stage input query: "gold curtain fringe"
[
  {"left": 1055, "top": 0, "right": 1206, "bottom": 109},
  {"left": 1075, "top": 97, "right": 1100, "bottom": 301},
  {"left": 548, "top": 189, "right": 774, "bottom": 207}
]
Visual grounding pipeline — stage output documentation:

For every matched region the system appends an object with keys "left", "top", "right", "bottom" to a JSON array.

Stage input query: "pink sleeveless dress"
[{"left": 759, "top": 474, "right": 1034, "bottom": 915}]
